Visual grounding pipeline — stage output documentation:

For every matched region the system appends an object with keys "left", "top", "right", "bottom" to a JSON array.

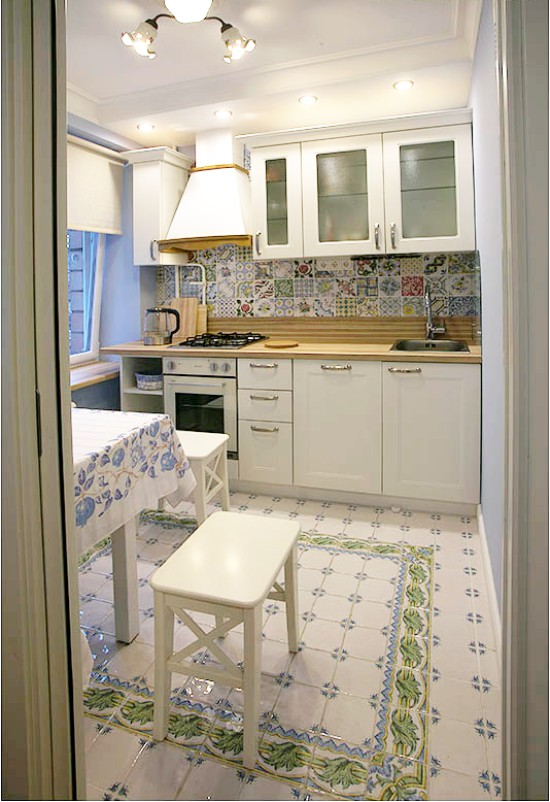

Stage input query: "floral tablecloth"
[{"left": 72, "top": 408, "right": 196, "bottom": 554}]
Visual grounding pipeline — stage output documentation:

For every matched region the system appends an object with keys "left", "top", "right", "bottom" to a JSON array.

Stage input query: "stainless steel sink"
[{"left": 391, "top": 339, "right": 470, "bottom": 352}]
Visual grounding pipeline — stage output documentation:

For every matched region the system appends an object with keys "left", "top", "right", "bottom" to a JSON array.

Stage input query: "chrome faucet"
[{"left": 424, "top": 282, "right": 446, "bottom": 339}]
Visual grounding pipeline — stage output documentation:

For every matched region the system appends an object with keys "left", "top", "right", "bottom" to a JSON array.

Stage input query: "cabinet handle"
[
  {"left": 250, "top": 394, "right": 279, "bottom": 401},
  {"left": 255, "top": 231, "right": 262, "bottom": 256},
  {"left": 388, "top": 366, "right": 422, "bottom": 374},
  {"left": 390, "top": 223, "right": 397, "bottom": 250},
  {"left": 374, "top": 223, "right": 381, "bottom": 250},
  {"left": 150, "top": 239, "right": 158, "bottom": 261},
  {"left": 251, "top": 425, "right": 279, "bottom": 433},
  {"left": 321, "top": 364, "right": 352, "bottom": 371},
  {"left": 249, "top": 362, "right": 278, "bottom": 368}
]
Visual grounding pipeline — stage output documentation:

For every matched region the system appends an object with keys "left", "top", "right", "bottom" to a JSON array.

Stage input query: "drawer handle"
[
  {"left": 374, "top": 223, "right": 381, "bottom": 250},
  {"left": 249, "top": 362, "right": 278, "bottom": 369},
  {"left": 321, "top": 364, "right": 352, "bottom": 371},
  {"left": 388, "top": 367, "right": 422, "bottom": 374},
  {"left": 250, "top": 394, "right": 279, "bottom": 401},
  {"left": 150, "top": 239, "right": 158, "bottom": 261},
  {"left": 255, "top": 231, "right": 262, "bottom": 256},
  {"left": 250, "top": 425, "right": 279, "bottom": 433}
]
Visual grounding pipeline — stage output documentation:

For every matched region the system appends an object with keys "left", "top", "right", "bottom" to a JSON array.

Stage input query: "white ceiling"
[{"left": 66, "top": 0, "right": 482, "bottom": 148}]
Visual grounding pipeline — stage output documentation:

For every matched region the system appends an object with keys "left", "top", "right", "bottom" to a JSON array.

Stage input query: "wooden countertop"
[{"left": 101, "top": 339, "right": 482, "bottom": 364}]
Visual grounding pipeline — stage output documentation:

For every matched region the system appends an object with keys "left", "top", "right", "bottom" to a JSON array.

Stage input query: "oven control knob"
[
  {"left": 221, "top": 362, "right": 231, "bottom": 373},
  {"left": 166, "top": 360, "right": 176, "bottom": 372},
  {"left": 210, "top": 362, "right": 219, "bottom": 373}
]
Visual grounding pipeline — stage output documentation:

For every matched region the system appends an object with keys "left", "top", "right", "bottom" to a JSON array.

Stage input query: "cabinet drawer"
[
  {"left": 239, "top": 421, "right": 293, "bottom": 484},
  {"left": 238, "top": 358, "right": 292, "bottom": 390},
  {"left": 238, "top": 389, "right": 292, "bottom": 422}
]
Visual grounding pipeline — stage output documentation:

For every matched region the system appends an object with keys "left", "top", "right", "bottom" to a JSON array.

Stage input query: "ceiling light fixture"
[
  {"left": 121, "top": 17, "right": 165, "bottom": 59},
  {"left": 214, "top": 109, "right": 232, "bottom": 120},
  {"left": 137, "top": 122, "right": 156, "bottom": 132},
  {"left": 393, "top": 80, "right": 414, "bottom": 92},
  {"left": 121, "top": 13, "right": 255, "bottom": 65},
  {"left": 299, "top": 95, "right": 318, "bottom": 106},
  {"left": 164, "top": 0, "right": 212, "bottom": 23},
  {"left": 204, "top": 17, "right": 255, "bottom": 63}
]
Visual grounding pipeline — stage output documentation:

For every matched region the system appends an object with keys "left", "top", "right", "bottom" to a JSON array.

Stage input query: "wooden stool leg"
[
  {"left": 242, "top": 605, "right": 262, "bottom": 769},
  {"left": 192, "top": 460, "right": 207, "bottom": 525},
  {"left": 284, "top": 544, "right": 299, "bottom": 653},
  {"left": 153, "top": 591, "right": 174, "bottom": 741},
  {"left": 218, "top": 447, "right": 231, "bottom": 511}
]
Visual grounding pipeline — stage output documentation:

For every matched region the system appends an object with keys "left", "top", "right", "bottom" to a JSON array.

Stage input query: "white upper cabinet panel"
[
  {"left": 301, "top": 135, "right": 385, "bottom": 257},
  {"left": 382, "top": 125, "right": 476, "bottom": 253},
  {"left": 250, "top": 144, "right": 303, "bottom": 259}
]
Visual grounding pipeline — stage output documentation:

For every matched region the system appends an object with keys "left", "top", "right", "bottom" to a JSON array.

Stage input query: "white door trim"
[
  {"left": 495, "top": 0, "right": 549, "bottom": 799},
  {"left": 1, "top": 0, "right": 85, "bottom": 798}
]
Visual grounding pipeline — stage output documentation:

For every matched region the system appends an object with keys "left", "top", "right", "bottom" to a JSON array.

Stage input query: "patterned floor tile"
[{"left": 80, "top": 495, "right": 502, "bottom": 801}]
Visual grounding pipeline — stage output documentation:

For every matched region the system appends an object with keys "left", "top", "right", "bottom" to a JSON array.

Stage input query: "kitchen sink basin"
[{"left": 391, "top": 338, "right": 470, "bottom": 352}]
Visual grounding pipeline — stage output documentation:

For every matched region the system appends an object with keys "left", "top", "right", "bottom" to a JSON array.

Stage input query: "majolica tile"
[
  {"left": 254, "top": 279, "right": 275, "bottom": 298},
  {"left": 274, "top": 278, "right": 294, "bottom": 297},
  {"left": 294, "top": 277, "right": 315, "bottom": 296},
  {"left": 335, "top": 297, "right": 357, "bottom": 317},
  {"left": 294, "top": 297, "right": 316, "bottom": 316},
  {"left": 356, "top": 298, "right": 380, "bottom": 316},
  {"left": 256, "top": 298, "right": 275, "bottom": 316},
  {"left": 273, "top": 260, "right": 295, "bottom": 278},
  {"left": 378, "top": 276, "right": 401, "bottom": 297},
  {"left": 274, "top": 298, "right": 294, "bottom": 317},
  {"left": 402, "top": 297, "right": 425, "bottom": 316},
  {"left": 82, "top": 501, "right": 500, "bottom": 802},
  {"left": 255, "top": 261, "right": 274, "bottom": 279},
  {"left": 356, "top": 277, "right": 378, "bottom": 297},
  {"left": 294, "top": 260, "right": 314, "bottom": 277},
  {"left": 236, "top": 298, "right": 254, "bottom": 316},
  {"left": 354, "top": 257, "right": 379, "bottom": 276},
  {"left": 449, "top": 296, "right": 480, "bottom": 316},
  {"left": 314, "top": 298, "right": 336, "bottom": 317}
]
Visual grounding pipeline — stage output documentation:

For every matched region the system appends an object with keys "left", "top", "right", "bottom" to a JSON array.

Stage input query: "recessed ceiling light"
[
  {"left": 137, "top": 122, "right": 155, "bottom": 132},
  {"left": 393, "top": 80, "right": 414, "bottom": 92},
  {"left": 299, "top": 95, "right": 318, "bottom": 106},
  {"left": 214, "top": 109, "right": 233, "bottom": 120}
]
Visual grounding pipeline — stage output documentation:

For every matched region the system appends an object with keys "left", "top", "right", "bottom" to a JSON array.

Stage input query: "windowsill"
[{"left": 70, "top": 360, "right": 120, "bottom": 391}]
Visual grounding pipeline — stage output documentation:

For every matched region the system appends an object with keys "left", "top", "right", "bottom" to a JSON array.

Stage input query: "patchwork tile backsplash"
[{"left": 156, "top": 246, "right": 480, "bottom": 318}]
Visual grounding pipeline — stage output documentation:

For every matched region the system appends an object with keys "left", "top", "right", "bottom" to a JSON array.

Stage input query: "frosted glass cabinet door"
[
  {"left": 301, "top": 135, "right": 385, "bottom": 257},
  {"left": 382, "top": 125, "right": 476, "bottom": 253},
  {"left": 250, "top": 144, "right": 303, "bottom": 259}
]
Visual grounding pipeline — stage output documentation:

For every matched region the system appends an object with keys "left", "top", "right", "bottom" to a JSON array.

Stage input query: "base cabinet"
[
  {"left": 293, "top": 360, "right": 382, "bottom": 493},
  {"left": 382, "top": 362, "right": 480, "bottom": 503},
  {"left": 239, "top": 421, "right": 293, "bottom": 484}
]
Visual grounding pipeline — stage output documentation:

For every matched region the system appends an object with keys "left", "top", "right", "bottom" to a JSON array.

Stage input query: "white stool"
[
  {"left": 151, "top": 510, "right": 300, "bottom": 769},
  {"left": 162, "top": 431, "right": 230, "bottom": 524}
]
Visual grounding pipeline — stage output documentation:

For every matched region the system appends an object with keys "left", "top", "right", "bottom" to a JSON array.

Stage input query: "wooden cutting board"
[
  {"left": 264, "top": 339, "right": 299, "bottom": 348},
  {"left": 196, "top": 304, "right": 208, "bottom": 335},
  {"left": 168, "top": 297, "right": 198, "bottom": 339}
]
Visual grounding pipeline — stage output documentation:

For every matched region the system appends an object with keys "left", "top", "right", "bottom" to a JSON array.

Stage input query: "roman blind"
[{"left": 67, "top": 135, "right": 126, "bottom": 234}]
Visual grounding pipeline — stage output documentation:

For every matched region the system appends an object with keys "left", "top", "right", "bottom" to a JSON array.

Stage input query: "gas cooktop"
[{"left": 170, "top": 332, "right": 268, "bottom": 349}]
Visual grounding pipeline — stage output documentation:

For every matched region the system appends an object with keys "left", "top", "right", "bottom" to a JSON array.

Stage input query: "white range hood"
[{"left": 158, "top": 129, "right": 252, "bottom": 253}]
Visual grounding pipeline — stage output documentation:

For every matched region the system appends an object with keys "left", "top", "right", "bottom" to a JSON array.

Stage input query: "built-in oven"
[{"left": 163, "top": 356, "right": 238, "bottom": 458}]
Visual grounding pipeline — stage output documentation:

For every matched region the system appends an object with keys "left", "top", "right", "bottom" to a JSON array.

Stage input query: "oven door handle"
[{"left": 164, "top": 379, "right": 228, "bottom": 390}]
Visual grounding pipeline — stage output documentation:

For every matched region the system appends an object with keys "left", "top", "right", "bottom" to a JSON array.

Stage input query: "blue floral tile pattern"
[{"left": 155, "top": 247, "right": 480, "bottom": 319}]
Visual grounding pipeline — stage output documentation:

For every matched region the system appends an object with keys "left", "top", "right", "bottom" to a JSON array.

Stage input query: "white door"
[
  {"left": 382, "top": 125, "right": 476, "bottom": 253},
  {"left": 382, "top": 362, "right": 480, "bottom": 503},
  {"left": 294, "top": 360, "right": 382, "bottom": 492},
  {"left": 250, "top": 144, "right": 303, "bottom": 259},
  {"left": 301, "top": 134, "right": 385, "bottom": 257}
]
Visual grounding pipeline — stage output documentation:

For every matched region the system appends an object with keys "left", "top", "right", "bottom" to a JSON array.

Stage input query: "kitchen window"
[{"left": 68, "top": 229, "right": 105, "bottom": 364}]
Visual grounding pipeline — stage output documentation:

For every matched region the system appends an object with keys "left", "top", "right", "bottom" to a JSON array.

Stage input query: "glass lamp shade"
[{"left": 164, "top": 0, "right": 213, "bottom": 23}]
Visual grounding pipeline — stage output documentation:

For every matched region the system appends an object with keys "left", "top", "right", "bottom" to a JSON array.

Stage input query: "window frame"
[{"left": 68, "top": 232, "right": 105, "bottom": 366}]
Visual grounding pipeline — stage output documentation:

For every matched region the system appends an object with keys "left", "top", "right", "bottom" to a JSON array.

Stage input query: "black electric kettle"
[{"left": 143, "top": 307, "right": 180, "bottom": 345}]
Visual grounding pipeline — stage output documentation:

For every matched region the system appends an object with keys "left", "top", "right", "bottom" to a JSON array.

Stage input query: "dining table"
[{"left": 72, "top": 407, "right": 196, "bottom": 644}]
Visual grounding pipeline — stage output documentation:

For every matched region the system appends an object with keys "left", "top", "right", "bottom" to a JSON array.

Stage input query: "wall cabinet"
[
  {"left": 238, "top": 359, "right": 293, "bottom": 484},
  {"left": 126, "top": 147, "right": 192, "bottom": 266},
  {"left": 382, "top": 362, "right": 480, "bottom": 503},
  {"left": 293, "top": 360, "right": 382, "bottom": 493},
  {"left": 250, "top": 124, "right": 475, "bottom": 258}
]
